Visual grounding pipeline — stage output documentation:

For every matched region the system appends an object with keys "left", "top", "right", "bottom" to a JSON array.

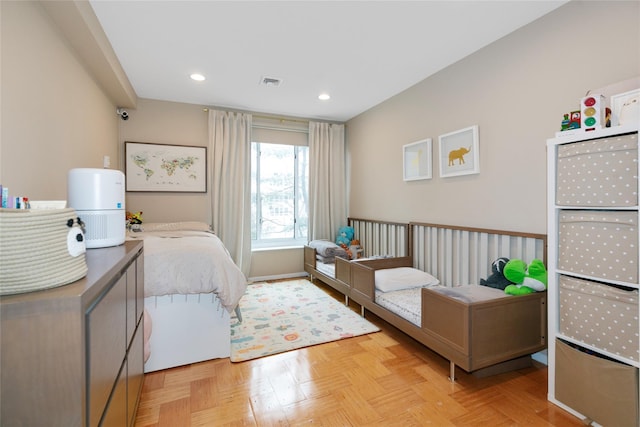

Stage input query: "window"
[{"left": 251, "top": 140, "right": 309, "bottom": 248}]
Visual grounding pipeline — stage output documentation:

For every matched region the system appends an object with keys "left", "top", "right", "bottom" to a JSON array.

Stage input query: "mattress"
[
  {"left": 426, "top": 284, "right": 509, "bottom": 303},
  {"left": 316, "top": 260, "right": 336, "bottom": 278},
  {"left": 375, "top": 288, "right": 422, "bottom": 327}
]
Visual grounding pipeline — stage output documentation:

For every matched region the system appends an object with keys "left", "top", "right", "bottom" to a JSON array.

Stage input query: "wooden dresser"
[{"left": 0, "top": 240, "right": 144, "bottom": 427}]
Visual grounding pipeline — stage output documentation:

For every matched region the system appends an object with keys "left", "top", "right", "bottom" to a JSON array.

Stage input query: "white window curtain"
[
  {"left": 308, "top": 121, "right": 347, "bottom": 241},
  {"left": 208, "top": 109, "right": 252, "bottom": 276}
]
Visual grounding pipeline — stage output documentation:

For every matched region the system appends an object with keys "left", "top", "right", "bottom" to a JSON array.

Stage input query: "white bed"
[{"left": 127, "top": 222, "right": 247, "bottom": 372}]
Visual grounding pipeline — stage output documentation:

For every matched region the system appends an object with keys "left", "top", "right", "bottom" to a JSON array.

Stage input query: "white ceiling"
[{"left": 89, "top": 1, "right": 567, "bottom": 122}]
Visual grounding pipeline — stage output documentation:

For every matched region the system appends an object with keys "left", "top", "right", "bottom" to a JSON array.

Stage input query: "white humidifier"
[{"left": 68, "top": 168, "right": 125, "bottom": 248}]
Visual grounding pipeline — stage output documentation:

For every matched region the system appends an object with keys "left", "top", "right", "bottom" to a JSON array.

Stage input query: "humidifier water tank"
[{"left": 68, "top": 168, "right": 125, "bottom": 248}]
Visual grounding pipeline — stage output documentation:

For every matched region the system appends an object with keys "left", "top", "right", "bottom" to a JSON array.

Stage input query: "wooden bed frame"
[
  {"left": 304, "top": 217, "right": 410, "bottom": 305},
  {"left": 304, "top": 246, "right": 352, "bottom": 303},
  {"left": 305, "top": 220, "right": 547, "bottom": 380}
]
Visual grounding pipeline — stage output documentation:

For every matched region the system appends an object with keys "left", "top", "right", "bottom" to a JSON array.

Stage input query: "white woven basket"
[{"left": 0, "top": 208, "right": 88, "bottom": 295}]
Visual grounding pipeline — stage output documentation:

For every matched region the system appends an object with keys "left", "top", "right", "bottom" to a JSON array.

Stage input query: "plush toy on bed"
[
  {"left": 503, "top": 259, "right": 547, "bottom": 295},
  {"left": 126, "top": 211, "right": 143, "bottom": 231},
  {"left": 336, "top": 226, "right": 354, "bottom": 246},
  {"left": 479, "top": 257, "right": 512, "bottom": 290},
  {"left": 335, "top": 226, "right": 356, "bottom": 259}
]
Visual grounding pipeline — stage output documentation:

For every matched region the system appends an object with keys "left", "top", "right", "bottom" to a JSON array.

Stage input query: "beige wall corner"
[{"left": 40, "top": 0, "right": 137, "bottom": 109}]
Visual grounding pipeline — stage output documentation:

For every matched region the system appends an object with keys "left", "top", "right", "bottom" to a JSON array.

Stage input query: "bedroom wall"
[
  {"left": 3, "top": 1, "right": 637, "bottom": 282},
  {"left": 117, "top": 98, "right": 211, "bottom": 224},
  {"left": 119, "top": 98, "right": 304, "bottom": 280},
  {"left": 345, "top": 0, "right": 640, "bottom": 234},
  {"left": 0, "top": 1, "right": 118, "bottom": 200}
]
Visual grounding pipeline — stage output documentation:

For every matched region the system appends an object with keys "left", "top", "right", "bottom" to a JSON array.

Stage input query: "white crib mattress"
[
  {"left": 375, "top": 288, "right": 422, "bottom": 327},
  {"left": 316, "top": 261, "right": 336, "bottom": 278}
]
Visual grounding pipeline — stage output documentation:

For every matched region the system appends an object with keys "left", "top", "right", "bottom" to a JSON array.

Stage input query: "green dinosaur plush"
[{"left": 503, "top": 259, "right": 547, "bottom": 296}]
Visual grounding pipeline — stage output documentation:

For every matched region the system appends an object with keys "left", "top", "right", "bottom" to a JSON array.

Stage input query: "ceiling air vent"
[{"left": 260, "top": 76, "right": 283, "bottom": 87}]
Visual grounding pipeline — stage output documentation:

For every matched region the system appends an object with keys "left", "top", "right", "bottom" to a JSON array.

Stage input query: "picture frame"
[
  {"left": 610, "top": 88, "right": 639, "bottom": 127},
  {"left": 438, "top": 125, "right": 479, "bottom": 178},
  {"left": 403, "top": 138, "right": 432, "bottom": 181},
  {"left": 125, "top": 141, "right": 207, "bottom": 192}
]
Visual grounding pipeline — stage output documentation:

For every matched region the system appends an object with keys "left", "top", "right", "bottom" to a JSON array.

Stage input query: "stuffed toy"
[
  {"left": 336, "top": 226, "right": 354, "bottom": 246},
  {"left": 479, "top": 257, "right": 512, "bottom": 290},
  {"left": 126, "top": 211, "right": 143, "bottom": 225},
  {"left": 349, "top": 239, "right": 363, "bottom": 259},
  {"left": 503, "top": 259, "right": 547, "bottom": 295},
  {"left": 340, "top": 243, "right": 353, "bottom": 260},
  {"left": 126, "top": 211, "right": 143, "bottom": 231}
]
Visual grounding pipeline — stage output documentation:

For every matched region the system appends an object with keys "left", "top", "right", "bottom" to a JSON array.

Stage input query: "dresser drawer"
[
  {"left": 127, "top": 325, "right": 144, "bottom": 426},
  {"left": 87, "top": 273, "right": 127, "bottom": 427}
]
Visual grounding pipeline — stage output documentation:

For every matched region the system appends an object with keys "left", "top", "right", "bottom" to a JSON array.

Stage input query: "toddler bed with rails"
[
  {"left": 304, "top": 217, "right": 410, "bottom": 304},
  {"left": 126, "top": 222, "right": 247, "bottom": 372},
  {"left": 315, "top": 221, "right": 548, "bottom": 381}
]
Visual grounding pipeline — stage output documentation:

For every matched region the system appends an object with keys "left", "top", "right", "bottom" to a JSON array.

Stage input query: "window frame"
[{"left": 250, "top": 120, "right": 309, "bottom": 250}]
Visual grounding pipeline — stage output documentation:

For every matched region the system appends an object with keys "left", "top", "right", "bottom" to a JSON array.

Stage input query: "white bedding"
[
  {"left": 375, "top": 284, "right": 510, "bottom": 328},
  {"left": 375, "top": 288, "right": 422, "bottom": 327},
  {"left": 127, "top": 229, "right": 247, "bottom": 311},
  {"left": 372, "top": 267, "right": 440, "bottom": 327}
]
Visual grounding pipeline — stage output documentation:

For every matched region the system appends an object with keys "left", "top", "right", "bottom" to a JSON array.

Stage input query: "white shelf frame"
[{"left": 546, "top": 124, "right": 640, "bottom": 425}]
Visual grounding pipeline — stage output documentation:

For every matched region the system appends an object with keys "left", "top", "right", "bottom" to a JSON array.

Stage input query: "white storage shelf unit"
[{"left": 547, "top": 124, "right": 640, "bottom": 427}]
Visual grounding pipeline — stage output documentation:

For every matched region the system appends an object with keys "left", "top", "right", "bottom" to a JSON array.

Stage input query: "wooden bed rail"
[
  {"left": 409, "top": 222, "right": 547, "bottom": 288},
  {"left": 348, "top": 217, "right": 409, "bottom": 258}
]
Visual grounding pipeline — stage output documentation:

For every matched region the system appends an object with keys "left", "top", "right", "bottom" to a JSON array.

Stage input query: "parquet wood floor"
[{"left": 134, "top": 279, "right": 583, "bottom": 427}]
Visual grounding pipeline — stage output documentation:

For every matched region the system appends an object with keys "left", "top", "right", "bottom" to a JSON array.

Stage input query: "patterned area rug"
[{"left": 230, "top": 279, "right": 379, "bottom": 362}]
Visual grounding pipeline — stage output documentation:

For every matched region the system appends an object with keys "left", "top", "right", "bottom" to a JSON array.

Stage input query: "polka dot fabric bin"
[
  {"left": 559, "top": 275, "right": 638, "bottom": 362},
  {"left": 556, "top": 133, "right": 638, "bottom": 207},
  {"left": 558, "top": 210, "right": 638, "bottom": 284}
]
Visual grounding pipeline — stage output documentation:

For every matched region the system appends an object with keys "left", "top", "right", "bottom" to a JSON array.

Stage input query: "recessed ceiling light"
[
  {"left": 190, "top": 73, "right": 206, "bottom": 81},
  {"left": 318, "top": 93, "right": 330, "bottom": 101}
]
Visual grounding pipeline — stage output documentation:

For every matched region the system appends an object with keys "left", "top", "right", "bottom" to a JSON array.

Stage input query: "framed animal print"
[
  {"left": 438, "top": 125, "right": 479, "bottom": 178},
  {"left": 403, "top": 138, "right": 432, "bottom": 181}
]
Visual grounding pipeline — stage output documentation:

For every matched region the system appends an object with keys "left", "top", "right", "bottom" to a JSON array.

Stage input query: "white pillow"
[
  {"left": 375, "top": 267, "right": 440, "bottom": 292},
  {"left": 141, "top": 222, "right": 212, "bottom": 232}
]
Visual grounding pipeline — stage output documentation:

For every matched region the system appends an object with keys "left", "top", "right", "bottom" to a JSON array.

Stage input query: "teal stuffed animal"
[
  {"left": 503, "top": 259, "right": 547, "bottom": 295},
  {"left": 336, "top": 226, "right": 354, "bottom": 246}
]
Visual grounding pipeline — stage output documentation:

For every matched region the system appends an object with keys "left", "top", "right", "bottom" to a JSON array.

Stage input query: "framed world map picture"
[{"left": 125, "top": 141, "right": 207, "bottom": 192}]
